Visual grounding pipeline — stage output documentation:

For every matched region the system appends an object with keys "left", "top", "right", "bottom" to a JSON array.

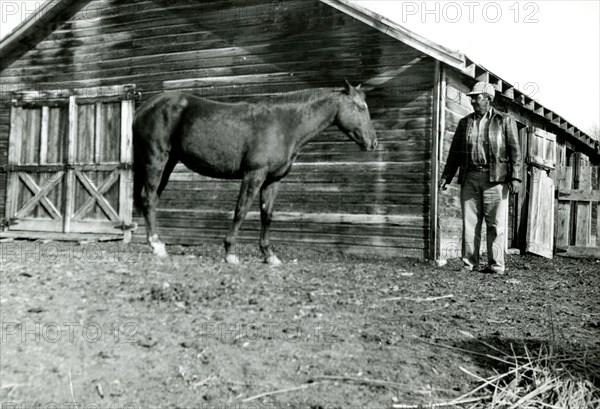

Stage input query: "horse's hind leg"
[
  {"left": 260, "top": 180, "right": 282, "bottom": 265},
  {"left": 142, "top": 152, "right": 172, "bottom": 258},
  {"left": 224, "top": 170, "right": 267, "bottom": 264}
]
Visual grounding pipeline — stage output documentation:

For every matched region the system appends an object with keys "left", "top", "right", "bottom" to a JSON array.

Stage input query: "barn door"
[
  {"left": 3, "top": 85, "right": 138, "bottom": 241},
  {"left": 525, "top": 127, "right": 556, "bottom": 258}
]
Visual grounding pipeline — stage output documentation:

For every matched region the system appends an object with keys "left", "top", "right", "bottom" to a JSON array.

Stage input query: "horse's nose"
[{"left": 371, "top": 139, "right": 378, "bottom": 151}]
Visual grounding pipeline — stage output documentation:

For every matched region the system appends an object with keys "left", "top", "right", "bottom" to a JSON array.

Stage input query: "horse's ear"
[
  {"left": 356, "top": 84, "right": 362, "bottom": 90},
  {"left": 343, "top": 79, "right": 354, "bottom": 94}
]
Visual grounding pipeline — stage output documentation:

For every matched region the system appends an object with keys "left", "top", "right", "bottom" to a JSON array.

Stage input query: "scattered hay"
[
  {"left": 394, "top": 341, "right": 599, "bottom": 409},
  {"left": 457, "top": 344, "right": 598, "bottom": 409}
]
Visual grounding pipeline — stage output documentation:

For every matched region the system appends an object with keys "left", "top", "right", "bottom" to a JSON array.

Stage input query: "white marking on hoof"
[
  {"left": 265, "top": 255, "right": 282, "bottom": 266},
  {"left": 225, "top": 254, "right": 240, "bottom": 264},
  {"left": 149, "top": 235, "right": 168, "bottom": 258},
  {"left": 151, "top": 241, "right": 168, "bottom": 258}
]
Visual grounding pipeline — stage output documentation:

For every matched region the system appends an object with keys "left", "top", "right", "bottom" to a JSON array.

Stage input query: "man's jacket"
[{"left": 441, "top": 107, "right": 522, "bottom": 185}]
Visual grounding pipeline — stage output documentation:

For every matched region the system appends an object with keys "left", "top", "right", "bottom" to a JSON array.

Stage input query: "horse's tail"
[{"left": 132, "top": 93, "right": 189, "bottom": 211}]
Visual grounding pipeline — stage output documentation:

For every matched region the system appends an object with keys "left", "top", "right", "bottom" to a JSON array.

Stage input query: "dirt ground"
[{"left": 1, "top": 239, "right": 599, "bottom": 408}]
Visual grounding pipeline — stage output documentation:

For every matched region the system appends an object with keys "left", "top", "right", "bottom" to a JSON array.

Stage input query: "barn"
[{"left": 1, "top": 0, "right": 599, "bottom": 260}]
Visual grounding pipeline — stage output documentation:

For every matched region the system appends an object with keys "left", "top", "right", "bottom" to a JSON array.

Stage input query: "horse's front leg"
[
  {"left": 224, "top": 170, "right": 266, "bottom": 264},
  {"left": 260, "top": 180, "right": 281, "bottom": 265}
]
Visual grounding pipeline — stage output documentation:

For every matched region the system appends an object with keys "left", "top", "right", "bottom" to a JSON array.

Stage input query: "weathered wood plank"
[
  {"left": 165, "top": 181, "right": 429, "bottom": 196},
  {"left": 39, "top": 107, "right": 49, "bottom": 165},
  {"left": 3, "top": 219, "right": 64, "bottom": 233},
  {"left": 575, "top": 166, "right": 592, "bottom": 246},
  {"left": 153, "top": 209, "right": 424, "bottom": 226},
  {"left": 46, "top": 106, "right": 68, "bottom": 164},
  {"left": 155, "top": 219, "right": 427, "bottom": 240},
  {"left": 525, "top": 167, "right": 554, "bottom": 258},
  {"left": 21, "top": 108, "right": 41, "bottom": 165},
  {"left": 0, "top": 230, "right": 122, "bottom": 241},
  {"left": 119, "top": 99, "right": 134, "bottom": 242},
  {"left": 556, "top": 166, "right": 573, "bottom": 248},
  {"left": 150, "top": 201, "right": 426, "bottom": 216},
  {"left": 169, "top": 173, "right": 429, "bottom": 185},
  {"left": 76, "top": 104, "right": 95, "bottom": 162},
  {"left": 134, "top": 225, "right": 428, "bottom": 250},
  {"left": 5, "top": 106, "right": 24, "bottom": 221},
  {"left": 558, "top": 189, "right": 600, "bottom": 202},
  {"left": 63, "top": 96, "right": 77, "bottom": 233}
]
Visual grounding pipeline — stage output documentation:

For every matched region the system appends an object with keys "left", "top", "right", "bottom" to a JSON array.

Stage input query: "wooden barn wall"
[
  {"left": 0, "top": 101, "right": 8, "bottom": 218},
  {"left": 0, "top": 0, "right": 436, "bottom": 257}
]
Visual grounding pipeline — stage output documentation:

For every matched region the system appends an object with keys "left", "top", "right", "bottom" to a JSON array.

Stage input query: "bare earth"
[{"left": 1, "top": 240, "right": 599, "bottom": 408}]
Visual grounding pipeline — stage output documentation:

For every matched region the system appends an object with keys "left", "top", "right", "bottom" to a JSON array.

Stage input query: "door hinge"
[
  {"left": 124, "top": 85, "right": 142, "bottom": 101},
  {"left": 1, "top": 217, "right": 19, "bottom": 228},
  {"left": 115, "top": 222, "right": 137, "bottom": 232}
]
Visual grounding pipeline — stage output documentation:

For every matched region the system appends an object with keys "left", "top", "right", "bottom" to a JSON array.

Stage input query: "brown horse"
[{"left": 133, "top": 80, "right": 377, "bottom": 264}]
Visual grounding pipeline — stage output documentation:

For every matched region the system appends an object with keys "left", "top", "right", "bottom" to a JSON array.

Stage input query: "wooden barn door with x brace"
[{"left": 2, "top": 85, "right": 138, "bottom": 242}]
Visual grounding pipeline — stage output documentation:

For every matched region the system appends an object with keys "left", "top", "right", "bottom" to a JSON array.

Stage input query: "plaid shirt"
[
  {"left": 441, "top": 107, "right": 522, "bottom": 184},
  {"left": 467, "top": 109, "right": 491, "bottom": 166}
]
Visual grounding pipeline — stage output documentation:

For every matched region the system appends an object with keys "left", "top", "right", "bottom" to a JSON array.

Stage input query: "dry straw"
[
  {"left": 395, "top": 339, "right": 600, "bottom": 409},
  {"left": 392, "top": 301, "right": 600, "bottom": 409}
]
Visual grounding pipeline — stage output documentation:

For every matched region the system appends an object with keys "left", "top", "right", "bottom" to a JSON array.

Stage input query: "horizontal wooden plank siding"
[{"left": 0, "top": 0, "right": 435, "bottom": 256}]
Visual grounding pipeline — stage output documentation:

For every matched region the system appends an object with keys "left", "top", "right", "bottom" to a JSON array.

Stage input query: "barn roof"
[{"left": 1, "top": 0, "right": 598, "bottom": 155}]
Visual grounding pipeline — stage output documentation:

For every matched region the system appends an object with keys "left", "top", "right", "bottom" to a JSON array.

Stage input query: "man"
[{"left": 439, "top": 82, "right": 522, "bottom": 274}]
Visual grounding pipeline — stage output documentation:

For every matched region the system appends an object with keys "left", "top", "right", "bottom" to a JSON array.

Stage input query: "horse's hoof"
[
  {"left": 265, "top": 255, "right": 282, "bottom": 266},
  {"left": 151, "top": 242, "right": 168, "bottom": 258},
  {"left": 225, "top": 254, "right": 240, "bottom": 264}
]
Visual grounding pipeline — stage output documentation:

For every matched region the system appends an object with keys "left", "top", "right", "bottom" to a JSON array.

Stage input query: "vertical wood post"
[
  {"left": 575, "top": 165, "right": 592, "bottom": 246},
  {"left": 5, "top": 106, "right": 24, "bottom": 225},
  {"left": 430, "top": 60, "right": 444, "bottom": 261},
  {"left": 63, "top": 96, "right": 77, "bottom": 233},
  {"left": 119, "top": 99, "right": 134, "bottom": 243},
  {"left": 40, "top": 106, "right": 49, "bottom": 165},
  {"left": 556, "top": 166, "right": 573, "bottom": 248}
]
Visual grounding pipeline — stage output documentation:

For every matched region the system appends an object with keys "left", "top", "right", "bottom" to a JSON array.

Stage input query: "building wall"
[
  {"left": 0, "top": 0, "right": 437, "bottom": 257},
  {"left": 0, "top": 102, "right": 8, "bottom": 218}
]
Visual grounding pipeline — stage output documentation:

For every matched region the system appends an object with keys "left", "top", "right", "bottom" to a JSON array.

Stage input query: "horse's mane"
[
  {"left": 190, "top": 87, "right": 341, "bottom": 108},
  {"left": 240, "top": 88, "right": 342, "bottom": 109}
]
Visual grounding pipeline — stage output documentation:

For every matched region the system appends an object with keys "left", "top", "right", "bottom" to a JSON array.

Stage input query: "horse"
[{"left": 132, "top": 80, "right": 377, "bottom": 264}]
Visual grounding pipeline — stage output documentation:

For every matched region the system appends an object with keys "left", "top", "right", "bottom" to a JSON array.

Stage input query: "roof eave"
[
  {"left": 320, "top": 0, "right": 465, "bottom": 70},
  {"left": 461, "top": 57, "right": 600, "bottom": 158},
  {"left": 0, "top": 0, "right": 78, "bottom": 63}
]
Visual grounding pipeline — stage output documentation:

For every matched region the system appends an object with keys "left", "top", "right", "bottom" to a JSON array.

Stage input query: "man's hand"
[
  {"left": 509, "top": 180, "right": 521, "bottom": 194},
  {"left": 438, "top": 180, "right": 448, "bottom": 192}
]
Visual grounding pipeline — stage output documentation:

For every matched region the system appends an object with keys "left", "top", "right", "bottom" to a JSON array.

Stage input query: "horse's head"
[{"left": 335, "top": 80, "right": 378, "bottom": 152}]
